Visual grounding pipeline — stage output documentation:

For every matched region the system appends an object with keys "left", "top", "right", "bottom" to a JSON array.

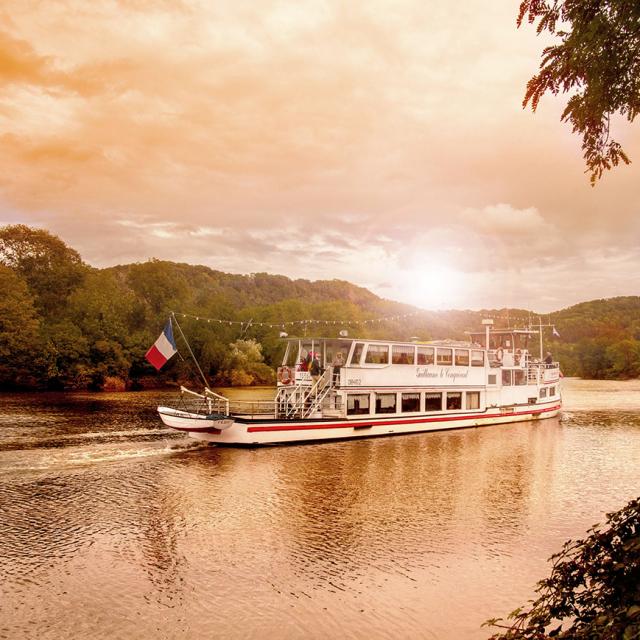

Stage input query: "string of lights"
[
  {"left": 171, "top": 310, "right": 555, "bottom": 329},
  {"left": 171, "top": 310, "right": 424, "bottom": 328}
]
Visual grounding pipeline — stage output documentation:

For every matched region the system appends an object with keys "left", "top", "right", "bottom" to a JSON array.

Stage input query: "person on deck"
[
  {"left": 310, "top": 352, "right": 321, "bottom": 385},
  {"left": 544, "top": 352, "right": 553, "bottom": 366}
]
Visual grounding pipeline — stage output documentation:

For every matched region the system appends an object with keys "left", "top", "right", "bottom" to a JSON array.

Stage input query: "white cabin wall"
[{"left": 339, "top": 364, "right": 487, "bottom": 388}]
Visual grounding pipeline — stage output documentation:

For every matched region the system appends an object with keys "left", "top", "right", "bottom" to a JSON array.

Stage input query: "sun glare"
[{"left": 405, "top": 265, "right": 464, "bottom": 309}]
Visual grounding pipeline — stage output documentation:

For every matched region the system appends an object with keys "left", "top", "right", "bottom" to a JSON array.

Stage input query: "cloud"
[
  {"left": 460, "top": 203, "right": 552, "bottom": 236},
  {"left": 0, "top": 0, "right": 638, "bottom": 311}
]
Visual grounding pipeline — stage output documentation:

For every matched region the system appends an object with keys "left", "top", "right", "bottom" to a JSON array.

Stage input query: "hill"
[{"left": 1, "top": 225, "right": 639, "bottom": 389}]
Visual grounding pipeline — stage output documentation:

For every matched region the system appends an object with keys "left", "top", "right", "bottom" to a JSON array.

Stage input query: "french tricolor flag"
[{"left": 145, "top": 319, "right": 178, "bottom": 370}]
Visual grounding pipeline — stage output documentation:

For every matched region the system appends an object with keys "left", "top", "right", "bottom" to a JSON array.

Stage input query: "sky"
[{"left": 1, "top": 0, "right": 639, "bottom": 312}]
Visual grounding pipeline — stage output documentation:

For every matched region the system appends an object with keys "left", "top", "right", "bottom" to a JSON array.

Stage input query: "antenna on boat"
[{"left": 170, "top": 312, "right": 211, "bottom": 390}]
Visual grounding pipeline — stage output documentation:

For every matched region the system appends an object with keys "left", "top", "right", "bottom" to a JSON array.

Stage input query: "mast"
[
  {"left": 538, "top": 316, "right": 544, "bottom": 360},
  {"left": 171, "top": 312, "right": 210, "bottom": 390}
]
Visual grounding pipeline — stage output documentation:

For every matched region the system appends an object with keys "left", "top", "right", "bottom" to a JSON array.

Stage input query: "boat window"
[
  {"left": 446, "top": 392, "right": 462, "bottom": 410},
  {"left": 392, "top": 345, "right": 415, "bottom": 365},
  {"left": 401, "top": 393, "right": 420, "bottom": 412},
  {"left": 471, "top": 350, "right": 484, "bottom": 367},
  {"left": 488, "top": 374, "right": 497, "bottom": 385},
  {"left": 454, "top": 349, "right": 469, "bottom": 366},
  {"left": 549, "top": 386, "right": 556, "bottom": 396},
  {"left": 540, "top": 387, "right": 547, "bottom": 398},
  {"left": 347, "top": 393, "right": 370, "bottom": 415},
  {"left": 349, "top": 342, "right": 365, "bottom": 366},
  {"left": 502, "top": 370, "right": 512, "bottom": 386},
  {"left": 365, "top": 344, "right": 390, "bottom": 365},
  {"left": 466, "top": 391, "right": 480, "bottom": 410},
  {"left": 417, "top": 347, "right": 434, "bottom": 365},
  {"left": 375, "top": 393, "right": 396, "bottom": 414},
  {"left": 514, "top": 370, "right": 526, "bottom": 386},
  {"left": 425, "top": 392, "right": 442, "bottom": 412},
  {"left": 326, "top": 340, "right": 352, "bottom": 368},
  {"left": 437, "top": 348, "right": 453, "bottom": 366},
  {"left": 283, "top": 342, "right": 298, "bottom": 367}
]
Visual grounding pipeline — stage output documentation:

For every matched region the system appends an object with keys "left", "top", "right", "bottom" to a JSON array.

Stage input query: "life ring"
[
  {"left": 495, "top": 347, "right": 504, "bottom": 363},
  {"left": 278, "top": 366, "right": 294, "bottom": 385}
]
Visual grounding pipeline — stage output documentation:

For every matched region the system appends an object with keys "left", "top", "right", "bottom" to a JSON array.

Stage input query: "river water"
[{"left": 0, "top": 379, "right": 639, "bottom": 639}]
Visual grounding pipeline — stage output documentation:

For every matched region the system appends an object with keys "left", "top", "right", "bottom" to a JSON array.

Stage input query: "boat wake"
[
  {"left": 67, "top": 440, "right": 208, "bottom": 465},
  {"left": 0, "top": 428, "right": 179, "bottom": 452},
  {"left": 0, "top": 439, "right": 208, "bottom": 474}
]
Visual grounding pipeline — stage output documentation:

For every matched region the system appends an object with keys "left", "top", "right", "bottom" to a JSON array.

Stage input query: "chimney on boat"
[{"left": 481, "top": 318, "right": 493, "bottom": 350}]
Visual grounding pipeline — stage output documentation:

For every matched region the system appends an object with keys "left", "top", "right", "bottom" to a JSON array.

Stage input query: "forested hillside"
[{"left": 1, "top": 225, "right": 639, "bottom": 390}]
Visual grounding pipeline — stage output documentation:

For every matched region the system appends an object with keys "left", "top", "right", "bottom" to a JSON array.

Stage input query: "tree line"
[{"left": 1, "top": 225, "right": 639, "bottom": 390}]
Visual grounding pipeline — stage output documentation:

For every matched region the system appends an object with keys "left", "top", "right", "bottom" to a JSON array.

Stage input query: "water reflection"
[
  {"left": 0, "top": 385, "right": 639, "bottom": 639},
  {"left": 268, "top": 419, "right": 564, "bottom": 597}
]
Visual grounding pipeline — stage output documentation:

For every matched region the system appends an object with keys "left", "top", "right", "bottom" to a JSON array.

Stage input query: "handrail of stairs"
[{"left": 283, "top": 367, "right": 334, "bottom": 419}]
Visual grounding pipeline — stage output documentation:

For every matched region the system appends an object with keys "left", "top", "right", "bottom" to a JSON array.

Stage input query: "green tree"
[
  {"left": 213, "top": 338, "right": 275, "bottom": 386},
  {"left": 125, "top": 260, "right": 189, "bottom": 315},
  {"left": 66, "top": 270, "right": 144, "bottom": 388},
  {"left": 606, "top": 339, "right": 640, "bottom": 379},
  {"left": 43, "top": 320, "right": 91, "bottom": 389},
  {"left": 518, "top": 0, "right": 640, "bottom": 183},
  {"left": 576, "top": 337, "right": 613, "bottom": 378},
  {"left": 0, "top": 266, "right": 44, "bottom": 388},
  {"left": 485, "top": 497, "right": 640, "bottom": 639},
  {"left": 0, "top": 225, "right": 86, "bottom": 316}
]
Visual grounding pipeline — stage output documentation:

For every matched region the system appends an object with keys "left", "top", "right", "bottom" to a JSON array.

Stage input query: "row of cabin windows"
[
  {"left": 347, "top": 391, "right": 481, "bottom": 415},
  {"left": 350, "top": 343, "right": 485, "bottom": 367},
  {"left": 539, "top": 386, "right": 556, "bottom": 398}
]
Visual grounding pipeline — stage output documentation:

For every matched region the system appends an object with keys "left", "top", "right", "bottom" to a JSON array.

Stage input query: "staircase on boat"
[{"left": 275, "top": 367, "right": 342, "bottom": 419}]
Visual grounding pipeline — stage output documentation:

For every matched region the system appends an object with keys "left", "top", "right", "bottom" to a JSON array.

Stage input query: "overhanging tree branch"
[{"left": 518, "top": 0, "right": 640, "bottom": 184}]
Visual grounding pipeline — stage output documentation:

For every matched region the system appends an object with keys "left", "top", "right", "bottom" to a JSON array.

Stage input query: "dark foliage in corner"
[{"left": 484, "top": 496, "right": 640, "bottom": 639}]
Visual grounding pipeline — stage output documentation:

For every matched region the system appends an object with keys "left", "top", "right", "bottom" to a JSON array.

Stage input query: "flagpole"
[{"left": 171, "top": 312, "right": 210, "bottom": 390}]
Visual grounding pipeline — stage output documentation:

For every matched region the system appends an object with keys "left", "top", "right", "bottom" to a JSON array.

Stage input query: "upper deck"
[{"left": 279, "top": 332, "right": 559, "bottom": 390}]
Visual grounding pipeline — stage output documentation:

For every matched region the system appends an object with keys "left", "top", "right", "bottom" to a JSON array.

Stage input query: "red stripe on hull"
[{"left": 246, "top": 404, "right": 562, "bottom": 433}]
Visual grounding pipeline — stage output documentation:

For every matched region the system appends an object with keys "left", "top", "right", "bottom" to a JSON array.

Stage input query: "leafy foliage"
[
  {"left": 549, "top": 297, "right": 640, "bottom": 378},
  {"left": 485, "top": 496, "right": 640, "bottom": 639},
  {"left": 0, "top": 224, "right": 86, "bottom": 315},
  {"left": 0, "top": 226, "right": 639, "bottom": 389},
  {"left": 0, "top": 265, "right": 44, "bottom": 387},
  {"left": 212, "top": 339, "right": 275, "bottom": 386},
  {"left": 518, "top": 0, "right": 640, "bottom": 184}
]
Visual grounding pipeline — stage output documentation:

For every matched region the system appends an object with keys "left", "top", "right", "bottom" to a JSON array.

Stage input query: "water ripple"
[{"left": 0, "top": 384, "right": 639, "bottom": 639}]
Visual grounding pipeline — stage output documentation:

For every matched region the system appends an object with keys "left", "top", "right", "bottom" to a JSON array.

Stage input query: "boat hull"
[
  {"left": 157, "top": 407, "right": 234, "bottom": 431},
  {"left": 158, "top": 402, "right": 562, "bottom": 445}
]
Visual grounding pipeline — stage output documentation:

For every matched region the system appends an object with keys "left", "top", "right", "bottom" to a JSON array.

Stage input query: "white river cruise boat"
[{"left": 157, "top": 320, "right": 562, "bottom": 445}]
